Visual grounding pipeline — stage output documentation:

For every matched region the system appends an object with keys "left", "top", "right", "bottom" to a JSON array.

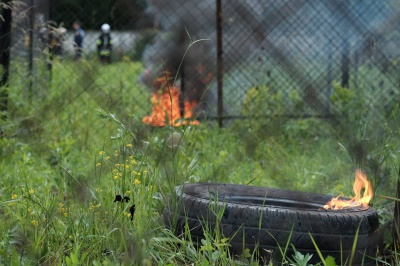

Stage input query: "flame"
[
  {"left": 142, "top": 73, "right": 199, "bottom": 127},
  {"left": 324, "top": 169, "right": 373, "bottom": 210}
]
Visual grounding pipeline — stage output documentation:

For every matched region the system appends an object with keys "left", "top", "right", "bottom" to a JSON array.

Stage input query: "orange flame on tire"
[{"left": 324, "top": 169, "right": 373, "bottom": 210}]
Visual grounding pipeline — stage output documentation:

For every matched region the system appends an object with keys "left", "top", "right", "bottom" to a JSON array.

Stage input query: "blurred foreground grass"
[{"left": 0, "top": 59, "right": 399, "bottom": 265}]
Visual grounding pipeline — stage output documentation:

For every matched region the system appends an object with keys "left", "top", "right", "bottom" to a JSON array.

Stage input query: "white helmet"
[{"left": 101, "top": 23, "right": 110, "bottom": 33}]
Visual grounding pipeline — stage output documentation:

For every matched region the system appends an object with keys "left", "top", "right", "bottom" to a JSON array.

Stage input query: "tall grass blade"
[
  {"left": 348, "top": 222, "right": 361, "bottom": 266},
  {"left": 308, "top": 231, "right": 326, "bottom": 265}
]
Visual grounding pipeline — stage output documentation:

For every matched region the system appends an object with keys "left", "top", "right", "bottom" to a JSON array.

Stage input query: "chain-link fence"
[{"left": 2, "top": 0, "right": 400, "bottom": 131}]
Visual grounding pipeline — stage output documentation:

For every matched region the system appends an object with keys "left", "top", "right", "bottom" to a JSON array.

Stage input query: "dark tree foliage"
[
  {"left": 51, "top": 0, "right": 148, "bottom": 30},
  {"left": 0, "top": 0, "right": 12, "bottom": 115}
]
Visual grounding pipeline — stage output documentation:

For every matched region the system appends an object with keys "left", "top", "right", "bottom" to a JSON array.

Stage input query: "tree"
[
  {"left": 51, "top": 0, "right": 148, "bottom": 30},
  {"left": 0, "top": 0, "right": 12, "bottom": 118}
]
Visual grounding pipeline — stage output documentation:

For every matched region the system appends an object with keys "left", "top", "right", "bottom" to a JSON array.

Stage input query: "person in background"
[
  {"left": 96, "top": 23, "right": 113, "bottom": 63},
  {"left": 73, "top": 20, "right": 84, "bottom": 59},
  {"left": 38, "top": 23, "right": 66, "bottom": 59},
  {"left": 49, "top": 25, "right": 66, "bottom": 59}
]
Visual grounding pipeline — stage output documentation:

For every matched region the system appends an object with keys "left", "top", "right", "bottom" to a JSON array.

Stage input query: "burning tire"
[{"left": 163, "top": 183, "right": 382, "bottom": 265}]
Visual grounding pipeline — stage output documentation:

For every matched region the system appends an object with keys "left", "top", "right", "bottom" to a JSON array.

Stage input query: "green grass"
[{"left": 1, "top": 58, "right": 400, "bottom": 265}]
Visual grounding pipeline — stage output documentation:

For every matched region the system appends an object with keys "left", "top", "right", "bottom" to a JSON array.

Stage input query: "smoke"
[
  {"left": 141, "top": 0, "right": 265, "bottom": 106},
  {"left": 140, "top": 0, "right": 398, "bottom": 118}
]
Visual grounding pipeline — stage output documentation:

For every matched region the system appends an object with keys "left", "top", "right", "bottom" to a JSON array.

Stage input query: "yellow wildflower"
[
  {"left": 134, "top": 179, "right": 141, "bottom": 185},
  {"left": 126, "top": 143, "right": 133, "bottom": 148},
  {"left": 31, "top": 220, "right": 38, "bottom": 226},
  {"left": 89, "top": 202, "right": 101, "bottom": 210},
  {"left": 29, "top": 189, "right": 35, "bottom": 195},
  {"left": 99, "top": 151, "right": 105, "bottom": 155},
  {"left": 59, "top": 203, "right": 68, "bottom": 217},
  {"left": 105, "top": 156, "right": 111, "bottom": 160},
  {"left": 96, "top": 162, "right": 101, "bottom": 167},
  {"left": 113, "top": 175, "right": 119, "bottom": 180},
  {"left": 11, "top": 194, "right": 17, "bottom": 199}
]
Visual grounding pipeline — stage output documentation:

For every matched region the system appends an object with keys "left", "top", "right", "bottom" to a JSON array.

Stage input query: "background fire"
[
  {"left": 140, "top": 0, "right": 266, "bottom": 121},
  {"left": 141, "top": 71, "right": 199, "bottom": 126}
]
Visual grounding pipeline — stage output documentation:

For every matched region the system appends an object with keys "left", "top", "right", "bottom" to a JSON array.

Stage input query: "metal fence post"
[
  {"left": 216, "top": 0, "right": 223, "bottom": 127},
  {"left": 180, "top": 62, "right": 185, "bottom": 118},
  {"left": 28, "top": 0, "right": 35, "bottom": 99}
]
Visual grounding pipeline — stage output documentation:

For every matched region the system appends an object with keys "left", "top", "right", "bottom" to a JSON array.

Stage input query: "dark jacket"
[
  {"left": 96, "top": 33, "right": 112, "bottom": 56},
  {"left": 74, "top": 28, "right": 85, "bottom": 49}
]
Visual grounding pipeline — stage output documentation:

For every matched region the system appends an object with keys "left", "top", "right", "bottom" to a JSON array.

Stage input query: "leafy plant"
[{"left": 288, "top": 244, "right": 314, "bottom": 266}]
